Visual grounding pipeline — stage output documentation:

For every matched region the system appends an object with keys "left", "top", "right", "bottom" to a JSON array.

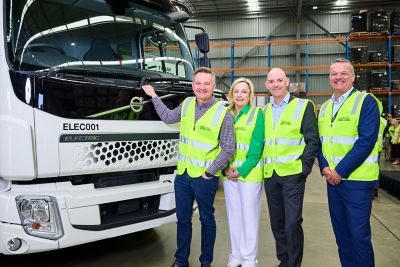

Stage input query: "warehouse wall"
[{"left": 184, "top": 8, "right": 400, "bottom": 112}]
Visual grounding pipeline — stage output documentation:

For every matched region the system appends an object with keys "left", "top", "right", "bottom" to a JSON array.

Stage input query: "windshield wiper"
[
  {"left": 85, "top": 93, "right": 176, "bottom": 119},
  {"left": 45, "top": 66, "right": 149, "bottom": 87},
  {"left": 46, "top": 66, "right": 139, "bottom": 79}
]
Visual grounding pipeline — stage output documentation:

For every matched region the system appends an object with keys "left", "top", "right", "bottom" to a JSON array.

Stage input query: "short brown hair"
[
  {"left": 194, "top": 67, "right": 216, "bottom": 84},
  {"left": 330, "top": 58, "right": 354, "bottom": 74}
]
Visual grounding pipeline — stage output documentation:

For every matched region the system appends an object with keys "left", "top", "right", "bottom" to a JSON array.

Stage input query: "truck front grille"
[{"left": 80, "top": 139, "right": 178, "bottom": 168}]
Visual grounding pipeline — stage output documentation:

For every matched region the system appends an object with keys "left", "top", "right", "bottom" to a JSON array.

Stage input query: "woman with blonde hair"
[{"left": 223, "top": 77, "right": 264, "bottom": 267}]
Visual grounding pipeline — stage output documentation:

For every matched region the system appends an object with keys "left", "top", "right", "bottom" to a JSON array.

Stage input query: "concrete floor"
[{"left": 1, "top": 161, "right": 400, "bottom": 267}]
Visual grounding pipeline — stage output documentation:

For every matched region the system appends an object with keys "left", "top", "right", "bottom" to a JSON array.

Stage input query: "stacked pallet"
[
  {"left": 370, "top": 51, "right": 389, "bottom": 63},
  {"left": 370, "top": 10, "right": 389, "bottom": 34},
  {"left": 350, "top": 47, "right": 369, "bottom": 64},
  {"left": 390, "top": 10, "right": 400, "bottom": 34},
  {"left": 370, "top": 70, "right": 388, "bottom": 90},
  {"left": 393, "top": 45, "right": 400, "bottom": 63},
  {"left": 354, "top": 69, "right": 370, "bottom": 91},
  {"left": 351, "top": 11, "right": 368, "bottom": 32}
]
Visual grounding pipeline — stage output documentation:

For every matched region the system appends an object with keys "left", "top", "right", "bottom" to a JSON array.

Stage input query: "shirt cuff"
[{"left": 204, "top": 171, "right": 213, "bottom": 178}]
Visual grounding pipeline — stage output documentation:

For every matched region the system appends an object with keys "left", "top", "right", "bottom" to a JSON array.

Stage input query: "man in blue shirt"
[
  {"left": 318, "top": 58, "right": 379, "bottom": 267},
  {"left": 264, "top": 68, "right": 319, "bottom": 267}
]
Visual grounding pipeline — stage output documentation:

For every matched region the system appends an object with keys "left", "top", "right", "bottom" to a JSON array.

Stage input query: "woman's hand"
[{"left": 225, "top": 168, "right": 240, "bottom": 180}]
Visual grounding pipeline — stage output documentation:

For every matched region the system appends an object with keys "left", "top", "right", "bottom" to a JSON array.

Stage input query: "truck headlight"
[{"left": 16, "top": 196, "right": 63, "bottom": 240}]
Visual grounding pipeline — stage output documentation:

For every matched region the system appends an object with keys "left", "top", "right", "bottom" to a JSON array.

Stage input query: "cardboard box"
[{"left": 289, "top": 82, "right": 305, "bottom": 93}]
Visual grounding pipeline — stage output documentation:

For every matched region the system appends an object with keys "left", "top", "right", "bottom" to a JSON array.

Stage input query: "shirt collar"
[
  {"left": 331, "top": 87, "right": 354, "bottom": 104},
  {"left": 270, "top": 92, "right": 290, "bottom": 107},
  {"left": 196, "top": 96, "right": 216, "bottom": 109},
  {"left": 237, "top": 104, "right": 251, "bottom": 116}
]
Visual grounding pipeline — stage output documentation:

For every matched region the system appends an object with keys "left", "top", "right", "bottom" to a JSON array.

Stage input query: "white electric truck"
[{"left": 0, "top": 0, "right": 211, "bottom": 254}]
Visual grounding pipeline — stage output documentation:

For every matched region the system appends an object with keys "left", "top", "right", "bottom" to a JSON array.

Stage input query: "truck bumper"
[{"left": 0, "top": 173, "right": 176, "bottom": 254}]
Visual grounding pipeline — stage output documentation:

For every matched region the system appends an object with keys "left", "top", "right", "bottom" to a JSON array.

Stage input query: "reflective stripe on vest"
[
  {"left": 263, "top": 154, "right": 300, "bottom": 164},
  {"left": 179, "top": 154, "right": 213, "bottom": 168},
  {"left": 320, "top": 102, "right": 328, "bottom": 118},
  {"left": 320, "top": 136, "right": 358, "bottom": 145},
  {"left": 180, "top": 135, "right": 216, "bottom": 151},
  {"left": 182, "top": 97, "right": 194, "bottom": 117},
  {"left": 236, "top": 143, "right": 250, "bottom": 150},
  {"left": 351, "top": 92, "right": 366, "bottom": 115},
  {"left": 247, "top": 107, "right": 257, "bottom": 125},
  {"left": 330, "top": 155, "right": 378, "bottom": 164},
  {"left": 265, "top": 138, "right": 305, "bottom": 146},
  {"left": 212, "top": 103, "right": 226, "bottom": 126}
]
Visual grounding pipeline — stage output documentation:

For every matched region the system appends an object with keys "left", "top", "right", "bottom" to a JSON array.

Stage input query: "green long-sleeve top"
[{"left": 233, "top": 104, "right": 265, "bottom": 178}]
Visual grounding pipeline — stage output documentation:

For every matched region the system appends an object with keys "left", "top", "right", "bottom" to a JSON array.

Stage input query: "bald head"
[
  {"left": 267, "top": 68, "right": 287, "bottom": 80},
  {"left": 265, "top": 68, "right": 289, "bottom": 102}
]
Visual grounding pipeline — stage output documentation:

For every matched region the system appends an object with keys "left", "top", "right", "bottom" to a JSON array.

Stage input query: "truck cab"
[{"left": 0, "top": 0, "right": 210, "bottom": 254}]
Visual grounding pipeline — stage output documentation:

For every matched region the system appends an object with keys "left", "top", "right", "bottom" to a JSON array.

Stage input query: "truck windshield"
[{"left": 7, "top": 0, "right": 194, "bottom": 79}]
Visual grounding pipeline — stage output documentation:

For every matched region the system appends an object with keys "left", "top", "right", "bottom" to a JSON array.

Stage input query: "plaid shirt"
[{"left": 152, "top": 96, "right": 234, "bottom": 176}]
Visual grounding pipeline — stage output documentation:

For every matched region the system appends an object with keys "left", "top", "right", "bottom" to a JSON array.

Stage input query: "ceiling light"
[
  {"left": 313, "top": 6, "right": 318, "bottom": 10},
  {"left": 335, "top": 0, "right": 348, "bottom": 6},
  {"left": 247, "top": 0, "right": 260, "bottom": 11}
]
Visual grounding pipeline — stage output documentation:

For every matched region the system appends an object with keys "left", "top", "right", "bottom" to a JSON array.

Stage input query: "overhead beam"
[{"left": 304, "top": 14, "right": 346, "bottom": 48}]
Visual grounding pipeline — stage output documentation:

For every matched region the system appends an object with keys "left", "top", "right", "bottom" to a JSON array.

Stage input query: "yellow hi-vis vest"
[
  {"left": 223, "top": 107, "right": 263, "bottom": 182},
  {"left": 318, "top": 91, "right": 379, "bottom": 181},
  {"left": 388, "top": 125, "right": 394, "bottom": 139},
  {"left": 263, "top": 98, "right": 310, "bottom": 178},
  {"left": 177, "top": 97, "right": 228, "bottom": 178},
  {"left": 392, "top": 126, "right": 400, "bottom": 144},
  {"left": 378, "top": 117, "right": 387, "bottom": 152},
  {"left": 371, "top": 95, "right": 385, "bottom": 152}
]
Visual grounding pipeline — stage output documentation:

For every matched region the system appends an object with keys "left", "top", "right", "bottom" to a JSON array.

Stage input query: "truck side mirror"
[
  {"left": 166, "top": 11, "right": 191, "bottom": 23},
  {"left": 195, "top": 32, "right": 209, "bottom": 53},
  {"left": 200, "top": 55, "right": 211, "bottom": 68}
]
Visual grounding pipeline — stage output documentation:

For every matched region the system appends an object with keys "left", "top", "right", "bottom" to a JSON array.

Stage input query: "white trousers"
[{"left": 224, "top": 179, "right": 262, "bottom": 267}]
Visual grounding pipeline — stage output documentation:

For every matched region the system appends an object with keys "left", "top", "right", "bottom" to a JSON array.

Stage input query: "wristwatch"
[{"left": 205, "top": 172, "right": 213, "bottom": 178}]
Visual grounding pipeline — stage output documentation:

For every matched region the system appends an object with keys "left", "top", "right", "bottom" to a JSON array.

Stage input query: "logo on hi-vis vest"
[
  {"left": 235, "top": 126, "right": 247, "bottom": 131},
  {"left": 280, "top": 121, "right": 292, "bottom": 126},
  {"left": 199, "top": 125, "right": 211, "bottom": 132},
  {"left": 338, "top": 116, "right": 350, "bottom": 122}
]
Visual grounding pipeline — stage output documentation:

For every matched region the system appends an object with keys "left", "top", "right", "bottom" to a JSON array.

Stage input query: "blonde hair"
[{"left": 228, "top": 77, "right": 255, "bottom": 108}]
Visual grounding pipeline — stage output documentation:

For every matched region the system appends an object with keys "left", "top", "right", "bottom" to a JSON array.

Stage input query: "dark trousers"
[
  {"left": 264, "top": 172, "right": 305, "bottom": 267},
  {"left": 327, "top": 183, "right": 374, "bottom": 267},
  {"left": 174, "top": 171, "right": 219, "bottom": 265}
]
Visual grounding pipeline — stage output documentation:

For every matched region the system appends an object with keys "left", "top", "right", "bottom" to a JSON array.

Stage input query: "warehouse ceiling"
[{"left": 179, "top": 0, "right": 399, "bottom": 17}]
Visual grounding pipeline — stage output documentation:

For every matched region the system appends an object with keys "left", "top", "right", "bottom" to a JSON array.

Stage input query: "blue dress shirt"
[
  {"left": 270, "top": 92, "right": 290, "bottom": 128},
  {"left": 331, "top": 87, "right": 355, "bottom": 120}
]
